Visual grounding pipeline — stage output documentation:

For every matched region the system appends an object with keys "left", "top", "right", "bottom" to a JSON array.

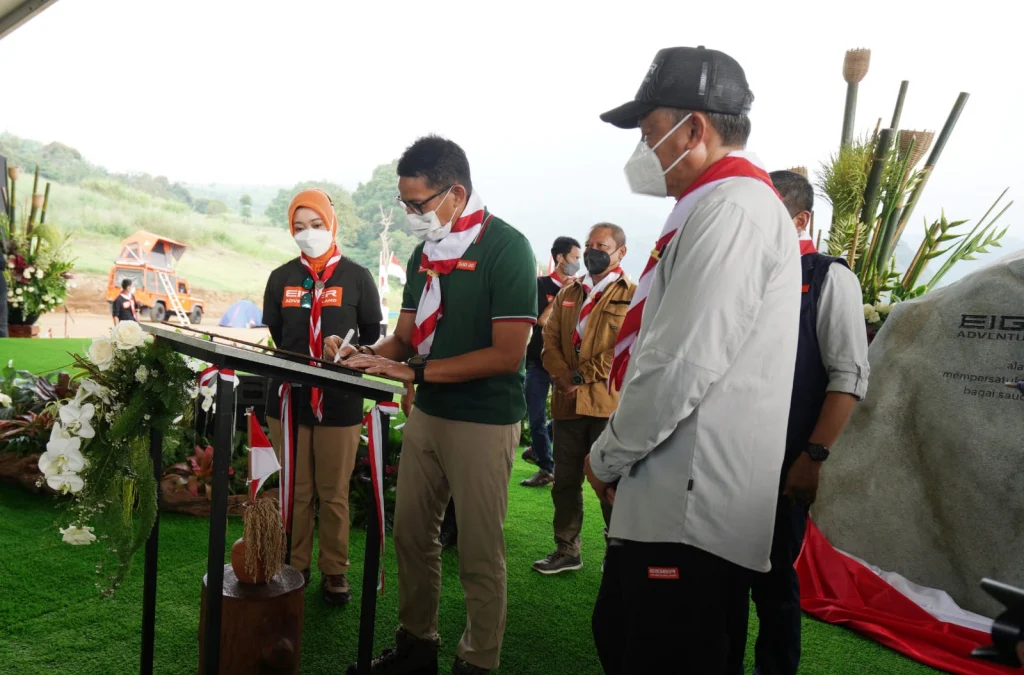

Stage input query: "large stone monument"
[{"left": 813, "top": 249, "right": 1024, "bottom": 617}]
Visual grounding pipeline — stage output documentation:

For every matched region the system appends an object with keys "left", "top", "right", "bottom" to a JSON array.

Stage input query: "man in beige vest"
[{"left": 532, "top": 223, "right": 636, "bottom": 574}]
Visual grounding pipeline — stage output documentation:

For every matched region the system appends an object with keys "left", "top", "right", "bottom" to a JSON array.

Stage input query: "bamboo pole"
[
  {"left": 246, "top": 407, "right": 254, "bottom": 504},
  {"left": 859, "top": 128, "right": 895, "bottom": 274},
  {"left": 890, "top": 81, "right": 909, "bottom": 129},
  {"left": 841, "top": 49, "right": 871, "bottom": 146},
  {"left": 7, "top": 166, "right": 19, "bottom": 225},
  {"left": 893, "top": 92, "right": 970, "bottom": 245},
  {"left": 40, "top": 183, "right": 50, "bottom": 224}
]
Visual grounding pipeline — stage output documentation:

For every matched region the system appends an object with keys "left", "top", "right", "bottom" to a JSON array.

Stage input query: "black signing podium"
[{"left": 138, "top": 324, "right": 405, "bottom": 675}]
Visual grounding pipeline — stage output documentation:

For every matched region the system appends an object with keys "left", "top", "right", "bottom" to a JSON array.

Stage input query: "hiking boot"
[
  {"left": 322, "top": 573, "right": 351, "bottom": 606},
  {"left": 348, "top": 627, "right": 439, "bottom": 675},
  {"left": 521, "top": 447, "right": 538, "bottom": 465},
  {"left": 451, "top": 657, "right": 489, "bottom": 674},
  {"left": 300, "top": 568, "right": 311, "bottom": 587},
  {"left": 519, "top": 469, "right": 554, "bottom": 487},
  {"left": 532, "top": 550, "right": 583, "bottom": 575}
]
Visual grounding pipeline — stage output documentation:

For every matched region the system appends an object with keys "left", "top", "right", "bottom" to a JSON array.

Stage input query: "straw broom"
[
  {"left": 841, "top": 49, "right": 871, "bottom": 147},
  {"left": 893, "top": 93, "right": 970, "bottom": 258}
]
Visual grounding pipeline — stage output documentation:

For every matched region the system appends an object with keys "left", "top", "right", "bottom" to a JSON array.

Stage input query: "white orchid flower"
[
  {"left": 47, "top": 472, "right": 84, "bottom": 494},
  {"left": 39, "top": 436, "right": 86, "bottom": 476},
  {"left": 59, "top": 401, "right": 96, "bottom": 440},
  {"left": 78, "top": 379, "right": 112, "bottom": 405},
  {"left": 874, "top": 300, "right": 893, "bottom": 316},
  {"left": 189, "top": 385, "right": 199, "bottom": 400},
  {"left": 201, "top": 395, "right": 214, "bottom": 412},
  {"left": 60, "top": 525, "right": 96, "bottom": 545},
  {"left": 0, "top": 393, "right": 11, "bottom": 408}
]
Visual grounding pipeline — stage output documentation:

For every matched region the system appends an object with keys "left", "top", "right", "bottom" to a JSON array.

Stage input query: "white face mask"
[
  {"left": 406, "top": 188, "right": 455, "bottom": 242},
  {"left": 624, "top": 113, "right": 692, "bottom": 198},
  {"left": 294, "top": 228, "right": 334, "bottom": 258}
]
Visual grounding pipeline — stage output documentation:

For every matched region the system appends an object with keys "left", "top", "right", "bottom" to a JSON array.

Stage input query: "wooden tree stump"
[{"left": 199, "top": 564, "right": 305, "bottom": 674}]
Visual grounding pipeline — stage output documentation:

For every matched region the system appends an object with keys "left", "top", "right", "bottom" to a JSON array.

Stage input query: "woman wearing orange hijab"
[{"left": 262, "top": 188, "right": 382, "bottom": 605}]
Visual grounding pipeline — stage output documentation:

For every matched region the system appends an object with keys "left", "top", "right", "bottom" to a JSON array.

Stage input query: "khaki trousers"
[
  {"left": 394, "top": 407, "right": 519, "bottom": 670},
  {"left": 267, "top": 417, "right": 360, "bottom": 575},
  {"left": 552, "top": 416, "right": 612, "bottom": 557}
]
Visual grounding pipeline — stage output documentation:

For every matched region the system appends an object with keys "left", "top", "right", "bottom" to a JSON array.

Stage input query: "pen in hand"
[{"left": 333, "top": 329, "right": 355, "bottom": 364}]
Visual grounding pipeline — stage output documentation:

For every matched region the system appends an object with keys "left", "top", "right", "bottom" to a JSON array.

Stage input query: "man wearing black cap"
[{"left": 583, "top": 46, "right": 802, "bottom": 673}]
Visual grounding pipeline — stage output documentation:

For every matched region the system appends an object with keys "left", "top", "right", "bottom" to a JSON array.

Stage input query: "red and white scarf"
[
  {"left": 300, "top": 247, "right": 343, "bottom": 420},
  {"left": 572, "top": 267, "right": 623, "bottom": 349},
  {"left": 549, "top": 271, "right": 565, "bottom": 289},
  {"left": 609, "top": 152, "right": 779, "bottom": 391},
  {"left": 410, "top": 191, "right": 489, "bottom": 356},
  {"left": 799, "top": 229, "right": 817, "bottom": 256}
]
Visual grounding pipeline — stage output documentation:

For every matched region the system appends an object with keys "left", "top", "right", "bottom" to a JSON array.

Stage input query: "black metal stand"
[
  {"left": 354, "top": 411, "right": 389, "bottom": 675},
  {"left": 131, "top": 324, "right": 402, "bottom": 675},
  {"left": 284, "top": 396, "right": 298, "bottom": 566},
  {"left": 139, "top": 427, "right": 163, "bottom": 675},
  {"left": 200, "top": 379, "right": 238, "bottom": 675}
]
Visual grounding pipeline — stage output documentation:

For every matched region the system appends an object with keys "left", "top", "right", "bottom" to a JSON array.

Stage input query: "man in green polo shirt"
[{"left": 330, "top": 135, "right": 537, "bottom": 675}]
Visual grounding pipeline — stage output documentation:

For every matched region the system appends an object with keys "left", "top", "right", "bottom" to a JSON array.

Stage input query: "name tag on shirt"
[
  {"left": 648, "top": 566, "right": 680, "bottom": 580},
  {"left": 801, "top": 284, "right": 810, "bottom": 293},
  {"left": 456, "top": 259, "right": 477, "bottom": 271},
  {"left": 546, "top": 294, "right": 555, "bottom": 302},
  {"left": 562, "top": 300, "right": 576, "bottom": 307}
]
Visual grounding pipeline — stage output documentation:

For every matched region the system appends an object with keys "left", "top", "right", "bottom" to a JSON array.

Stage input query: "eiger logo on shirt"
[
  {"left": 320, "top": 287, "right": 342, "bottom": 307},
  {"left": 281, "top": 286, "right": 305, "bottom": 308}
]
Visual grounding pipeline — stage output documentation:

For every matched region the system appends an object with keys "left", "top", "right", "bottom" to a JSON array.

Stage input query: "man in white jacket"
[{"left": 585, "top": 46, "right": 801, "bottom": 674}]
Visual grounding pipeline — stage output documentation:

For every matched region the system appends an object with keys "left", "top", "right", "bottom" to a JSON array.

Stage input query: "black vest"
[{"left": 782, "top": 253, "right": 848, "bottom": 481}]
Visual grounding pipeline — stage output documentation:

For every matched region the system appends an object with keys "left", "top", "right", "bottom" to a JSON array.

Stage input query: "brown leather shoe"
[
  {"left": 520, "top": 469, "right": 554, "bottom": 487},
  {"left": 322, "top": 573, "right": 351, "bottom": 606}
]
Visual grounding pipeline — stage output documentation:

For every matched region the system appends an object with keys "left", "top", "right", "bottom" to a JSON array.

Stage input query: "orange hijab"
[{"left": 288, "top": 189, "right": 339, "bottom": 273}]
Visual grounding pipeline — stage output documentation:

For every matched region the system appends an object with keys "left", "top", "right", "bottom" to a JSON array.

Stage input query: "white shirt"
[
  {"left": 589, "top": 178, "right": 801, "bottom": 572},
  {"left": 818, "top": 265, "right": 870, "bottom": 399}
]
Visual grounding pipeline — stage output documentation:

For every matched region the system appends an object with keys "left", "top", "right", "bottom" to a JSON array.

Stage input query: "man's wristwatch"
[
  {"left": 407, "top": 355, "right": 427, "bottom": 385},
  {"left": 571, "top": 370, "right": 585, "bottom": 386},
  {"left": 805, "top": 443, "right": 830, "bottom": 462}
]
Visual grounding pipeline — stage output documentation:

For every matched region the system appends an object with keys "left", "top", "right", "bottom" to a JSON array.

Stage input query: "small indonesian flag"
[
  {"left": 387, "top": 252, "right": 407, "bottom": 285},
  {"left": 247, "top": 414, "right": 280, "bottom": 502}
]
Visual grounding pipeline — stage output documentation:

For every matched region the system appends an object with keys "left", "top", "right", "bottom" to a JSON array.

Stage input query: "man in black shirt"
[
  {"left": 262, "top": 189, "right": 382, "bottom": 606},
  {"left": 521, "top": 236, "right": 581, "bottom": 488},
  {"left": 112, "top": 279, "right": 138, "bottom": 324}
]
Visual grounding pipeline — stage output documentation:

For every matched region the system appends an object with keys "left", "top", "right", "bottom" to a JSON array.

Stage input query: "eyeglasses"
[{"left": 395, "top": 185, "right": 453, "bottom": 215}]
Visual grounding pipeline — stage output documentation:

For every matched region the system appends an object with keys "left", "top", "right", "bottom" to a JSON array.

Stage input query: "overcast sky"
[{"left": 2, "top": 0, "right": 1020, "bottom": 278}]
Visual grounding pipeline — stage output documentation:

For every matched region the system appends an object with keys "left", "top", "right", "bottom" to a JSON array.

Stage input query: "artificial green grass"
[
  {"left": 0, "top": 339, "right": 941, "bottom": 673},
  {"left": 0, "top": 472, "right": 941, "bottom": 674},
  {"left": 1, "top": 338, "right": 89, "bottom": 375}
]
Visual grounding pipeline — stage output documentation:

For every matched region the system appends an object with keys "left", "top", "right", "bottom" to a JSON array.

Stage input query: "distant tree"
[
  {"left": 240, "top": 193, "right": 253, "bottom": 220},
  {"left": 193, "top": 197, "right": 210, "bottom": 214},
  {"left": 204, "top": 199, "right": 229, "bottom": 216},
  {"left": 353, "top": 160, "right": 408, "bottom": 238}
]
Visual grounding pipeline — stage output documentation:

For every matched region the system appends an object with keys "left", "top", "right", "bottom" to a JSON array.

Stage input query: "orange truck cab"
[{"left": 105, "top": 231, "right": 205, "bottom": 324}]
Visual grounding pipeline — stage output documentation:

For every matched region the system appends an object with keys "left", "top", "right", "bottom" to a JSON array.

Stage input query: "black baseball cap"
[{"left": 600, "top": 46, "right": 753, "bottom": 129}]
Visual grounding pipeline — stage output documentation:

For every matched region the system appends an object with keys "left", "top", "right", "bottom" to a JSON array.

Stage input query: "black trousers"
[
  {"left": 750, "top": 494, "right": 810, "bottom": 675},
  {"left": 592, "top": 540, "right": 752, "bottom": 675}
]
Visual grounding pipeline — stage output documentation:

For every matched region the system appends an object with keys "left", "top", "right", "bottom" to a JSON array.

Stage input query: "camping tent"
[{"left": 219, "top": 300, "right": 263, "bottom": 328}]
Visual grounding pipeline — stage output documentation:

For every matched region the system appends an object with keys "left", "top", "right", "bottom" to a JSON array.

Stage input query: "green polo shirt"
[{"left": 401, "top": 213, "right": 537, "bottom": 425}]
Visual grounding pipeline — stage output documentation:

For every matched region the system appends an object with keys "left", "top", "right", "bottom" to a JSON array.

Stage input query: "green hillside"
[{"left": 0, "top": 134, "right": 418, "bottom": 298}]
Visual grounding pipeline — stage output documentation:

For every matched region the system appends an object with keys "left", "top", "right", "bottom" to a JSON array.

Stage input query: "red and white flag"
[
  {"left": 387, "top": 251, "right": 407, "bottom": 285},
  {"left": 246, "top": 413, "right": 280, "bottom": 503},
  {"left": 608, "top": 152, "right": 778, "bottom": 392},
  {"left": 410, "top": 190, "right": 489, "bottom": 356},
  {"left": 797, "top": 520, "right": 1013, "bottom": 675},
  {"left": 363, "top": 400, "right": 400, "bottom": 593}
]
